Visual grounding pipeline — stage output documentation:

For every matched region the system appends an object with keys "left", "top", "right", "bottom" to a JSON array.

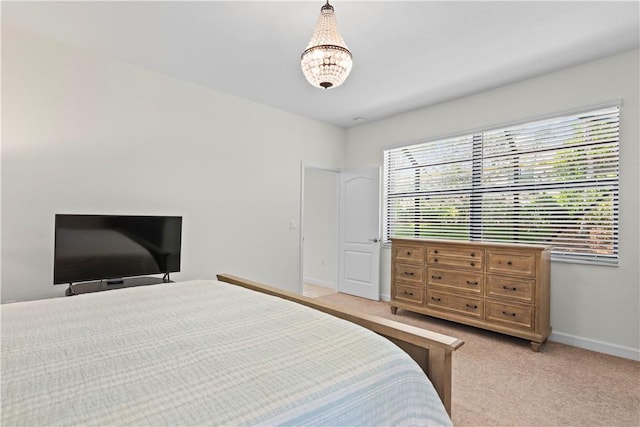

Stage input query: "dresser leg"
[
  {"left": 390, "top": 306, "right": 398, "bottom": 314},
  {"left": 530, "top": 341, "right": 542, "bottom": 352}
]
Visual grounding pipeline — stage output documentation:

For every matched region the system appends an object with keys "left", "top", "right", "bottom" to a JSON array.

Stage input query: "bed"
[{"left": 1, "top": 275, "right": 462, "bottom": 426}]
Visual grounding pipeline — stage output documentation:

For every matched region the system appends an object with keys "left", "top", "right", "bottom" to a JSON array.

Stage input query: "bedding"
[{"left": 1, "top": 280, "right": 452, "bottom": 426}]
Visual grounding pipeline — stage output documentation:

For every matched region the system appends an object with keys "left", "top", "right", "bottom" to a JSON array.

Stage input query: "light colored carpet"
[
  {"left": 303, "top": 283, "right": 337, "bottom": 298},
  {"left": 316, "top": 291, "right": 640, "bottom": 427}
]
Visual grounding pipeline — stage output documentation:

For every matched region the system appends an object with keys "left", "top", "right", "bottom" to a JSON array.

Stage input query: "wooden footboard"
[{"left": 216, "top": 274, "right": 464, "bottom": 415}]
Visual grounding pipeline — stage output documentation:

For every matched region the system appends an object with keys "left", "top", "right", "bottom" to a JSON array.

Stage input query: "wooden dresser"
[{"left": 390, "top": 238, "right": 551, "bottom": 351}]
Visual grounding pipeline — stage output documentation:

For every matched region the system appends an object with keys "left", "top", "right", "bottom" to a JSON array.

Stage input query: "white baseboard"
[
  {"left": 380, "top": 293, "right": 390, "bottom": 302},
  {"left": 303, "top": 277, "right": 336, "bottom": 290},
  {"left": 549, "top": 331, "right": 640, "bottom": 361}
]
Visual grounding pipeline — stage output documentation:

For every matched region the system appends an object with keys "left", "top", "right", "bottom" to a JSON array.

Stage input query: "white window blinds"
[{"left": 384, "top": 105, "right": 620, "bottom": 264}]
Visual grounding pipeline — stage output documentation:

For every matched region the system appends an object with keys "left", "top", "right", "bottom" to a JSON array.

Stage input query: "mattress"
[{"left": 1, "top": 280, "right": 452, "bottom": 426}]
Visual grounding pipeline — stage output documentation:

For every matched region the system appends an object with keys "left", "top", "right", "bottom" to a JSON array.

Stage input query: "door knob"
[{"left": 368, "top": 238, "right": 380, "bottom": 243}]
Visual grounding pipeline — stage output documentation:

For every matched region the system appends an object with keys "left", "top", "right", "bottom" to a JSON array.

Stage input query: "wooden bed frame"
[{"left": 216, "top": 274, "right": 464, "bottom": 415}]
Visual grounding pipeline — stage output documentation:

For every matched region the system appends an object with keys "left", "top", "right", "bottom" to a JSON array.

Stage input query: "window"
[{"left": 383, "top": 105, "right": 620, "bottom": 265}]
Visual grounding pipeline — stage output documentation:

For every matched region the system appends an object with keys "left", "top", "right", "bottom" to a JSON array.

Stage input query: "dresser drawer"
[
  {"left": 394, "top": 244, "right": 425, "bottom": 264},
  {"left": 428, "top": 268, "right": 483, "bottom": 294},
  {"left": 487, "top": 275, "right": 535, "bottom": 303},
  {"left": 485, "top": 300, "right": 533, "bottom": 331},
  {"left": 427, "top": 255, "right": 483, "bottom": 270},
  {"left": 428, "top": 246, "right": 483, "bottom": 260},
  {"left": 394, "top": 263, "right": 423, "bottom": 284},
  {"left": 426, "top": 290, "right": 483, "bottom": 319},
  {"left": 394, "top": 283, "right": 424, "bottom": 305},
  {"left": 487, "top": 250, "right": 536, "bottom": 277}
]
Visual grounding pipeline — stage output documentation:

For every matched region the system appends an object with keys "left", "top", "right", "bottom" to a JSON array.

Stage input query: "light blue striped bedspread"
[{"left": 1, "top": 280, "right": 452, "bottom": 426}]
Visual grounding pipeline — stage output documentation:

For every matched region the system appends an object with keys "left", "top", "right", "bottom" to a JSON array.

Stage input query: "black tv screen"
[{"left": 54, "top": 214, "right": 182, "bottom": 285}]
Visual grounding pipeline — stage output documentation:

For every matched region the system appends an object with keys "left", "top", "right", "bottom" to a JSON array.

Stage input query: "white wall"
[
  {"left": 3, "top": 26, "right": 638, "bottom": 360},
  {"left": 302, "top": 167, "right": 338, "bottom": 288},
  {"left": 346, "top": 50, "right": 640, "bottom": 359},
  {"left": 1, "top": 27, "right": 346, "bottom": 303}
]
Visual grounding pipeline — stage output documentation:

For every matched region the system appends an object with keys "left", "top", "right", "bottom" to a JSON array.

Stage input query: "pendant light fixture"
[{"left": 301, "top": 1, "right": 352, "bottom": 89}]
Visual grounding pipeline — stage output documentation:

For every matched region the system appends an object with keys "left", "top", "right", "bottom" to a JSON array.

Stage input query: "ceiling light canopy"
[{"left": 301, "top": 1, "right": 352, "bottom": 90}]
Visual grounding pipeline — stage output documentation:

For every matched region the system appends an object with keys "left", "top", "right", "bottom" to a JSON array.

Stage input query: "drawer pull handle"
[
  {"left": 431, "top": 297, "right": 441, "bottom": 302},
  {"left": 507, "top": 261, "right": 513, "bottom": 265},
  {"left": 467, "top": 281, "right": 478, "bottom": 285},
  {"left": 431, "top": 275, "right": 442, "bottom": 280},
  {"left": 434, "top": 250, "right": 438, "bottom": 254},
  {"left": 502, "top": 311, "right": 517, "bottom": 317},
  {"left": 406, "top": 251, "right": 411, "bottom": 256},
  {"left": 403, "top": 291, "right": 414, "bottom": 296},
  {"left": 466, "top": 304, "right": 478, "bottom": 310},
  {"left": 433, "top": 258, "right": 438, "bottom": 263},
  {"left": 470, "top": 262, "right": 475, "bottom": 267},
  {"left": 404, "top": 271, "right": 414, "bottom": 276},
  {"left": 502, "top": 285, "right": 517, "bottom": 291},
  {"left": 470, "top": 252, "right": 475, "bottom": 257}
]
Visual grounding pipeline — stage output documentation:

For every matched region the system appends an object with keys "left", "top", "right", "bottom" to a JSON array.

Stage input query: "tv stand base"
[{"left": 65, "top": 276, "right": 172, "bottom": 296}]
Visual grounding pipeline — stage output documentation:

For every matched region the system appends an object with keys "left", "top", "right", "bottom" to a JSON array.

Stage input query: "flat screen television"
[{"left": 54, "top": 214, "right": 182, "bottom": 285}]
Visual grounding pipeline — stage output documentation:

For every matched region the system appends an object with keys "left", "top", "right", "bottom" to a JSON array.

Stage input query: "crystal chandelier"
[{"left": 301, "top": 1, "right": 352, "bottom": 89}]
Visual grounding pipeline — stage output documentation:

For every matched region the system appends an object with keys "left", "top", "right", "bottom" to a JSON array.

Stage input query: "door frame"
[
  {"left": 299, "top": 163, "right": 341, "bottom": 295},
  {"left": 299, "top": 163, "right": 382, "bottom": 299}
]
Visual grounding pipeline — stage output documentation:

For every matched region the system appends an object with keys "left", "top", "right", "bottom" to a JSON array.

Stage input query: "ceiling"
[{"left": 3, "top": 1, "right": 639, "bottom": 128}]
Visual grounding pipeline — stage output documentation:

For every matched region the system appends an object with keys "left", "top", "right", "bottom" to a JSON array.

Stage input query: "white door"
[{"left": 338, "top": 168, "right": 381, "bottom": 300}]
